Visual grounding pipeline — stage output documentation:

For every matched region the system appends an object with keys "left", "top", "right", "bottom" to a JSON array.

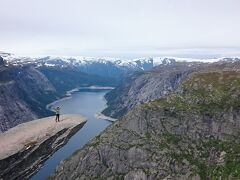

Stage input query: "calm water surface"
[{"left": 32, "top": 89, "right": 111, "bottom": 180}]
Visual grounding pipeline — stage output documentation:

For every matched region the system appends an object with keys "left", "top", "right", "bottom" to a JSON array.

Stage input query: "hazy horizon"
[
  {"left": 2, "top": 47, "right": 240, "bottom": 59},
  {"left": 1, "top": 0, "right": 240, "bottom": 57}
]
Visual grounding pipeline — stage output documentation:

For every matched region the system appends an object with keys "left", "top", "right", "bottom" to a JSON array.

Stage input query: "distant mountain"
[
  {"left": 11, "top": 53, "right": 232, "bottom": 78},
  {"left": 51, "top": 61, "right": 240, "bottom": 179},
  {"left": 3, "top": 53, "right": 240, "bottom": 78},
  {"left": 101, "top": 57, "right": 240, "bottom": 118},
  {"left": 0, "top": 63, "right": 119, "bottom": 132},
  {"left": 3, "top": 55, "right": 156, "bottom": 78},
  {"left": 1, "top": 52, "right": 240, "bottom": 132},
  {"left": 102, "top": 62, "right": 203, "bottom": 118},
  {"left": 38, "top": 66, "right": 119, "bottom": 95}
]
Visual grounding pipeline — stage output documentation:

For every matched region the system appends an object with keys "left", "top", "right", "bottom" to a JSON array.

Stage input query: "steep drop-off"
[
  {"left": 102, "top": 62, "right": 203, "bottom": 118},
  {"left": 0, "top": 59, "right": 123, "bottom": 132},
  {"left": 51, "top": 62, "right": 240, "bottom": 179},
  {"left": 0, "top": 65, "right": 57, "bottom": 132},
  {"left": 0, "top": 114, "right": 86, "bottom": 180}
]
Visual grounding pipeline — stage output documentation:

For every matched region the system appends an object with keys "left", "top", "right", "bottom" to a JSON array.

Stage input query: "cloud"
[{"left": 0, "top": 0, "right": 240, "bottom": 57}]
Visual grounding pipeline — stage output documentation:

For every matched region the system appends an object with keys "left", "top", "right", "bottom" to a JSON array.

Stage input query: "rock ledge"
[{"left": 0, "top": 114, "right": 86, "bottom": 179}]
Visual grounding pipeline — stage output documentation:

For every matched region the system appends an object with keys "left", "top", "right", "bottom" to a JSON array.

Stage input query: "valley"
[
  {"left": 1, "top": 0, "right": 240, "bottom": 179},
  {"left": 1, "top": 54, "right": 240, "bottom": 179},
  {"left": 51, "top": 60, "right": 240, "bottom": 179},
  {"left": 32, "top": 89, "right": 112, "bottom": 179}
]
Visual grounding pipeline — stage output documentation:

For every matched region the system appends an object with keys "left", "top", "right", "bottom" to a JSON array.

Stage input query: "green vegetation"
[
  {"left": 90, "top": 135, "right": 101, "bottom": 148},
  {"left": 144, "top": 70, "right": 240, "bottom": 179},
  {"left": 162, "top": 133, "right": 181, "bottom": 144},
  {"left": 56, "top": 69, "right": 240, "bottom": 179},
  {"left": 166, "top": 137, "right": 240, "bottom": 179},
  {"left": 145, "top": 132, "right": 151, "bottom": 139},
  {"left": 148, "top": 71, "right": 240, "bottom": 114}
]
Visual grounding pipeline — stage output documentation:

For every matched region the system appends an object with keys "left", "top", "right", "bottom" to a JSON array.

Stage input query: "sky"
[{"left": 0, "top": 0, "right": 240, "bottom": 58}]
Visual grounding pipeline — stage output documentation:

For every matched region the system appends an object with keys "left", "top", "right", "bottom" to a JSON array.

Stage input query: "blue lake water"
[{"left": 31, "top": 89, "right": 111, "bottom": 180}]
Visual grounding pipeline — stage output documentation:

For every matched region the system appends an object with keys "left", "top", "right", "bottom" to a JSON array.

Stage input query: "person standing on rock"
[{"left": 54, "top": 106, "right": 60, "bottom": 122}]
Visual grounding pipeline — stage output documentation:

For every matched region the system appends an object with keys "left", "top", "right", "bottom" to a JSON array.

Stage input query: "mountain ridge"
[
  {"left": 50, "top": 61, "right": 240, "bottom": 179},
  {"left": 102, "top": 62, "right": 204, "bottom": 118}
]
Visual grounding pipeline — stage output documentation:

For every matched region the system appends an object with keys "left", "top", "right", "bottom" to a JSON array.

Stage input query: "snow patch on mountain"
[{"left": 1, "top": 53, "right": 240, "bottom": 69}]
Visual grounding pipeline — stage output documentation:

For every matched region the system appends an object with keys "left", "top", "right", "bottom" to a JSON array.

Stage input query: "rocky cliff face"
[
  {"left": 51, "top": 62, "right": 240, "bottom": 179},
  {"left": 39, "top": 66, "right": 119, "bottom": 95},
  {"left": 102, "top": 62, "right": 203, "bottom": 118},
  {"left": 0, "top": 115, "right": 86, "bottom": 180},
  {"left": 0, "top": 56, "right": 134, "bottom": 132},
  {"left": 0, "top": 65, "right": 57, "bottom": 132}
]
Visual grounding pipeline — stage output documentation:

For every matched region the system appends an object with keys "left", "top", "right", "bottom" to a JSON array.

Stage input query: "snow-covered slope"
[
  {"left": 2, "top": 55, "right": 155, "bottom": 78},
  {"left": 3, "top": 53, "right": 240, "bottom": 67},
  {"left": 152, "top": 57, "right": 240, "bottom": 65},
  {"left": 2, "top": 53, "right": 240, "bottom": 78},
  {"left": 2, "top": 55, "right": 155, "bottom": 70}
]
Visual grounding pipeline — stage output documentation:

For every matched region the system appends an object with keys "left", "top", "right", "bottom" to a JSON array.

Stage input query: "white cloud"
[{"left": 0, "top": 0, "right": 240, "bottom": 57}]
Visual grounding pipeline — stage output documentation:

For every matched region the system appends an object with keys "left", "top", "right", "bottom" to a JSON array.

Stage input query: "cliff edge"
[{"left": 0, "top": 114, "right": 87, "bottom": 179}]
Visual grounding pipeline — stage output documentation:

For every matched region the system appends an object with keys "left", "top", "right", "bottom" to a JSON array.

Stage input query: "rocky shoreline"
[
  {"left": 0, "top": 114, "right": 86, "bottom": 180},
  {"left": 95, "top": 112, "right": 117, "bottom": 122}
]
